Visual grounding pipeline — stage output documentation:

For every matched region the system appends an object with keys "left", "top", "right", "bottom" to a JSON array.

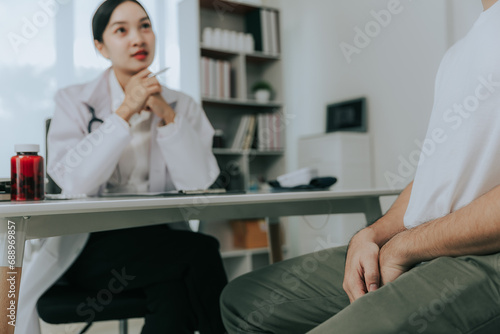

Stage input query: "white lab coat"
[{"left": 15, "top": 68, "right": 220, "bottom": 334}]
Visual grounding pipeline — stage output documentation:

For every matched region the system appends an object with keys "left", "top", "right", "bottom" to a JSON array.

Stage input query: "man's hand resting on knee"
[
  {"left": 343, "top": 228, "right": 381, "bottom": 303},
  {"left": 344, "top": 180, "right": 500, "bottom": 302},
  {"left": 343, "top": 182, "right": 413, "bottom": 302}
]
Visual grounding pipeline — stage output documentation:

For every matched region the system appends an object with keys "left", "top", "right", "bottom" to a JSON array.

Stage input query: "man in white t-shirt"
[{"left": 220, "top": 1, "right": 500, "bottom": 333}]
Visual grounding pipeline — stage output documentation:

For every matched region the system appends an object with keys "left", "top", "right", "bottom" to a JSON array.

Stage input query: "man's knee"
[{"left": 220, "top": 275, "right": 256, "bottom": 333}]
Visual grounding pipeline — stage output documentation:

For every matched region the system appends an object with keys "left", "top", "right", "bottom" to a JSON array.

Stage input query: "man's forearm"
[
  {"left": 390, "top": 184, "right": 500, "bottom": 265},
  {"left": 370, "top": 181, "right": 412, "bottom": 246},
  {"left": 359, "top": 182, "right": 413, "bottom": 247}
]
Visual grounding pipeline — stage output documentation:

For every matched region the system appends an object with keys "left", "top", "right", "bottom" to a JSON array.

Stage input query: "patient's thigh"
[
  {"left": 221, "top": 246, "right": 350, "bottom": 334},
  {"left": 308, "top": 254, "right": 500, "bottom": 334}
]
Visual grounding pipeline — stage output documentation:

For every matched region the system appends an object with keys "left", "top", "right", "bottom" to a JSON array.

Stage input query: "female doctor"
[{"left": 16, "top": 0, "right": 227, "bottom": 333}]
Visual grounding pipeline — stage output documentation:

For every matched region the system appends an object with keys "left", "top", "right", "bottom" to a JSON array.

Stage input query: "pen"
[{"left": 148, "top": 67, "right": 170, "bottom": 78}]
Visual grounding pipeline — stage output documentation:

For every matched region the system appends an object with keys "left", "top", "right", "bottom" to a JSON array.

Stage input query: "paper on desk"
[{"left": 99, "top": 189, "right": 226, "bottom": 197}]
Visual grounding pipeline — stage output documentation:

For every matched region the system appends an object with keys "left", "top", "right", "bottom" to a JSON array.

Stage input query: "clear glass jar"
[{"left": 11, "top": 144, "right": 45, "bottom": 201}]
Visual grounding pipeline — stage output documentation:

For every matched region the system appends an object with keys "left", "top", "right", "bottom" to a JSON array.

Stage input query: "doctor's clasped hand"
[
  {"left": 115, "top": 68, "right": 175, "bottom": 125},
  {"left": 145, "top": 92, "right": 176, "bottom": 125}
]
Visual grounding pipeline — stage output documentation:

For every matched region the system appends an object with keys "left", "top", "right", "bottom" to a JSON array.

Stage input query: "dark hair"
[{"left": 92, "top": 0, "right": 149, "bottom": 43}]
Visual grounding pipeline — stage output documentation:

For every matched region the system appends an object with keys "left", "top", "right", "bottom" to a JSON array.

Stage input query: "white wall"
[
  {"left": 279, "top": 0, "right": 485, "bottom": 256},
  {"left": 0, "top": 0, "right": 178, "bottom": 178},
  {"left": 447, "top": 0, "right": 483, "bottom": 46},
  {"left": 280, "top": 0, "right": 483, "bottom": 191}
]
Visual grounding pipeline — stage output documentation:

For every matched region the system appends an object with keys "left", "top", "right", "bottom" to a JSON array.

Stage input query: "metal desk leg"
[
  {"left": 119, "top": 319, "right": 128, "bottom": 334},
  {"left": 0, "top": 217, "right": 27, "bottom": 334},
  {"left": 364, "top": 197, "right": 383, "bottom": 226},
  {"left": 266, "top": 217, "right": 283, "bottom": 264}
]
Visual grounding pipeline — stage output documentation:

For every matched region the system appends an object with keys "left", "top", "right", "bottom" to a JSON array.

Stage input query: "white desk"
[{"left": 0, "top": 189, "right": 400, "bottom": 333}]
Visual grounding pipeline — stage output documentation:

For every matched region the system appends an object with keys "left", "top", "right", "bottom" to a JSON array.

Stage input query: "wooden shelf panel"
[
  {"left": 201, "top": 46, "right": 280, "bottom": 62},
  {"left": 221, "top": 245, "right": 287, "bottom": 258},
  {"left": 221, "top": 247, "right": 270, "bottom": 258},
  {"left": 201, "top": 46, "right": 239, "bottom": 59},
  {"left": 251, "top": 150, "right": 285, "bottom": 156},
  {"left": 200, "top": 0, "right": 260, "bottom": 15},
  {"left": 246, "top": 52, "right": 281, "bottom": 62},
  {"left": 213, "top": 148, "right": 285, "bottom": 156},
  {"left": 202, "top": 97, "right": 282, "bottom": 108}
]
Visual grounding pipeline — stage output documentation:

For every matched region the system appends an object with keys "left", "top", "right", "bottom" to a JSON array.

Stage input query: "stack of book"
[
  {"left": 0, "top": 179, "right": 11, "bottom": 201},
  {"left": 230, "top": 113, "right": 283, "bottom": 151},
  {"left": 245, "top": 8, "right": 280, "bottom": 55},
  {"left": 231, "top": 115, "right": 257, "bottom": 150},
  {"left": 201, "top": 57, "right": 232, "bottom": 99},
  {"left": 257, "top": 113, "right": 283, "bottom": 151}
]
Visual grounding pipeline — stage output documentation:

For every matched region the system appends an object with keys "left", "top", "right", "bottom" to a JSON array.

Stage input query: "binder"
[
  {"left": 245, "top": 9, "right": 264, "bottom": 52},
  {"left": 215, "top": 59, "right": 222, "bottom": 99},
  {"left": 201, "top": 57, "right": 207, "bottom": 97},
  {"left": 269, "top": 10, "right": 279, "bottom": 55},
  {"left": 209, "top": 58, "right": 216, "bottom": 97},
  {"left": 231, "top": 115, "right": 251, "bottom": 149},
  {"left": 242, "top": 115, "right": 257, "bottom": 150},
  {"left": 262, "top": 9, "right": 270, "bottom": 53},
  {"left": 223, "top": 61, "right": 231, "bottom": 99}
]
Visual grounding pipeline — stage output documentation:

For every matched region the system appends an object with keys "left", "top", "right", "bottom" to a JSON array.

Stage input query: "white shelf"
[
  {"left": 201, "top": 46, "right": 280, "bottom": 61},
  {"left": 221, "top": 245, "right": 287, "bottom": 259},
  {"left": 201, "top": 46, "right": 239, "bottom": 58},
  {"left": 213, "top": 148, "right": 284, "bottom": 156},
  {"left": 221, "top": 246, "right": 271, "bottom": 258},
  {"left": 202, "top": 97, "right": 282, "bottom": 108},
  {"left": 200, "top": 0, "right": 261, "bottom": 14},
  {"left": 246, "top": 52, "right": 281, "bottom": 62}
]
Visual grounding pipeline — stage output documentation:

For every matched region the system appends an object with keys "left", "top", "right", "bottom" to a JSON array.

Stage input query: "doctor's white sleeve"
[
  {"left": 156, "top": 97, "right": 220, "bottom": 190},
  {"left": 47, "top": 90, "right": 131, "bottom": 195}
]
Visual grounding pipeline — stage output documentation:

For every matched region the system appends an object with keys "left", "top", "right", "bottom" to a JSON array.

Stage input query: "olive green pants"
[{"left": 220, "top": 246, "right": 500, "bottom": 333}]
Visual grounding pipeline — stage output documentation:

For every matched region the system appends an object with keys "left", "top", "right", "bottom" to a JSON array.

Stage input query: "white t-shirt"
[{"left": 404, "top": 2, "right": 500, "bottom": 228}]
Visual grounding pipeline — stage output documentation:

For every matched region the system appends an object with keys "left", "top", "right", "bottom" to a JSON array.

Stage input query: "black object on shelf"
[
  {"left": 268, "top": 177, "right": 337, "bottom": 192},
  {"left": 245, "top": 9, "right": 264, "bottom": 53},
  {"left": 213, "top": 129, "right": 225, "bottom": 148},
  {"left": 0, "top": 180, "right": 11, "bottom": 193}
]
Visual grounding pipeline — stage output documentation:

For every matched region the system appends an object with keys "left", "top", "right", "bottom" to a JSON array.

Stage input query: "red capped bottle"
[{"left": 11, "top": 144, "right": 45, "bottom": 201}]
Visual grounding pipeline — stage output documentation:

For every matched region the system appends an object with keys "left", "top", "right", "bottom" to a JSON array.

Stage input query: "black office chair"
[
  {"left": 40, "top": 119, "right": 198, "bottom": 333},
  {"left": 38, "top": 119, "right": 150, "bottom": 333},
  {"left": 37, "top": 278, "right": 148, "bottom": 334},
  {"left": 44, "top": 119, "right": 61, "bottom": 194}
]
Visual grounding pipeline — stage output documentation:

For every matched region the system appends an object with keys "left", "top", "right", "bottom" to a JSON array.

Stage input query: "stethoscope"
[
  {"left": 84, "top": 103, "right": 104, "bottom": 133},
  {"left": 84, "top": 102, "right": 123, "bottom": 183}
]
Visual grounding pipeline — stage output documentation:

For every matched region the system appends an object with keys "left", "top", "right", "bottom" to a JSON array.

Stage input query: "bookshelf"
[
  {"left": 198, "top": 0, "right": 284, "bottom": 191},
  {"left": 179, "top": 0, "right": 285, "bottom": 279}
]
